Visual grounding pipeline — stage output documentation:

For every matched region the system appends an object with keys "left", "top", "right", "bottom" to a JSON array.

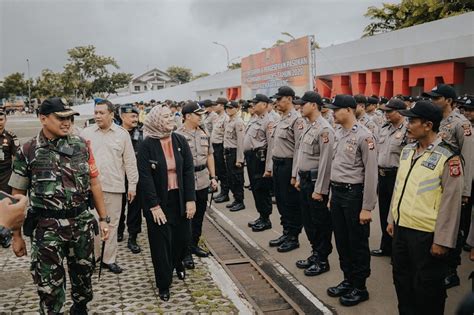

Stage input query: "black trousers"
[
  {"left": 392, "top": 226, "right": 447, "bottom": 315},
  {"left": 118, "top": 177, "right": 142, "bottom": 237},
  {"left": 245, "top": 150, "right": 272, "bottom": 218},
  {"left": 213, "top": 143, "right": 229, "bottom": 196},
  {"left": 145, "top": 190, "right": 191, "bottom": 290},
  {"left": 192, "top": 188, "right": 208, "bottom": 246},
  {"left": 447, "top": 181, "right": 474, "bottom": 273},
  {"left": 224, "top": 148, "right": 244, "bottom": 202},
  {"left": 272, "top": 158, "right": 302, "bottom": 236},
  {"left": 330, "top": 183, "right": 370, "bottom": 289},
  {"left": 377, "top": 169, "right": 397, "bottom": 254},
  {"left": 299, "top": 173, "right": 332, "bottom": 261}
]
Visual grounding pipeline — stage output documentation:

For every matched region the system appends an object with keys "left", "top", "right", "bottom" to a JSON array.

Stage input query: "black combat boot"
[{"left": 127, "top": 234, "right": 141, "bottom": 254}]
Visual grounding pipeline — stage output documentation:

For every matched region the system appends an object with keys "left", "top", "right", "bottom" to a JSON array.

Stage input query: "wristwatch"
[
  {"left": 99, "top": 216, "right": 111, "bottom": 223},
  {"left": 0, "top": 225, "right": 12, "bottom": 246}
]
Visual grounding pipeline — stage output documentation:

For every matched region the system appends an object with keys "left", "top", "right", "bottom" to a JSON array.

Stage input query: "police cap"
[
  {"left": 399, "top": 100, "right": 442, "bottom": 125},
  {"left": 293, "top": 91, "right": 323, "bottom": 106},
  {"left": 224, "top": 101, "right": 239, "bottom": 109},
  {"left": 215, "top": 97, "right": 228, "bottom": 105},
  {"left": 39, "top": 97, "right": 79, "bottom": 117},
  {"left": 120, "top": 105, "right": 139, "bottom": 115},
  {"left": 271, "top": 86, "right": 295, "bottom": 99},
  {"left": 380, "top": 98, "right": 406, "bottom": 111},
  {"left": 182, "top": 101, "right": 206, "bottom": 116},
  {"left": 252, "top": 94, "right": 271, "bottom": 104},
  {"left": 422, "top": 84, "right": 456, "bottom": 100},
  {"left": 325, "top": 94, "right": 356, "bottom": 109}
]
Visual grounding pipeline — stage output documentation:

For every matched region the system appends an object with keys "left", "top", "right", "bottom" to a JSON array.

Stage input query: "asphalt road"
[{"left": 5, "top": 114, "right": 473, "bottom": 315}]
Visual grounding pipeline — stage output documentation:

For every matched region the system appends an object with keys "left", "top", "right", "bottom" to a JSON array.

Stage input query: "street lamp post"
[
  {"left": 212, "top": 41, "right": 230, "bottom": 69},
  {"left": 26, "top": 59, "right": 31, "bottom": 109}
]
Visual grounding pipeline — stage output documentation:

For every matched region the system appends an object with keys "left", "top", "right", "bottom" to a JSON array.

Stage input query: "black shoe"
[
  {"left": 444, "top": 272, "right": 460, "bottom": 289},
  {"left": 339, "top": 288, "right": 369, "bottom": 306},
  {"left": 248, "top": 217, "right": 262, "bottom": 228},
  {"left": 127, "top": 235, "right": 141, "bottom": 254},
  {"left": 296, "top": 253, "right": 319, "bottom": 269},
  {"left": 102, "top": 263, "right": 123, "bottom": 274},
  {"left": 192, "top": 245, "right": 209, "bottom": 257},
  {"left": 1, "top": 236, "right": 11, "bottom": 248},
  {"left": 176, "top": 263, "right": 186, "bottom": 280},
  {"left": 214, "top": 195, "right": 230, "bottom": 203},
  {"left": 226, "top": 201, "right": 238, "bottom": 208},
  {"left": 70, "top": 303, "right": 88, "bottom": 315},
  {"left": 159, "top": 288, "right": 170, "bottom": 301},
  {"left": 277, "top": 236, "right": 299, "bottom": 252},
  {"left": 463, "top": 244, "right": 472, "bottom": 252},
  {"left": 370, "top": 249, "right": 391, "bottom": 257},
  {"left": 230, "top": 203, "right": 245, "bottom": 212},
  {"left": 304, "top": 262, "right": 330, "bottom": 276},
  {"left": 269, "top": 234, "right": 288, "bottom": 247},
  {"left": 117, "top": 234, "right": 124, "bottom": 242},
  {"left": 327, "top": 280, "right": 353, "bottom": 297},
  {"left": 183, "top": 254, "right": 195, "bottom": 270},
  {"left": 252, "top": 219, "right": 272, "bottom": 232}
]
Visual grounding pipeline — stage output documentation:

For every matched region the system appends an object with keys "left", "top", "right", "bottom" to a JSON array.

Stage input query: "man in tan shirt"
[{"left": 81, "top": 99, "right": 138, "bottom": 274}]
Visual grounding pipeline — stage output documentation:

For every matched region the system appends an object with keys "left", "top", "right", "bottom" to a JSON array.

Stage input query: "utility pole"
[
  {"left": 213, "top": 41, "right": 230, "bottom": 69},
  {"left": 27, "top": 59, "right": 31, "bottom": 109}
]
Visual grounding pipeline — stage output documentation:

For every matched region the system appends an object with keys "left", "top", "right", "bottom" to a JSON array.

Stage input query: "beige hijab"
[{"left": 143, "top": 106, "right": 176, "bottom": 139}]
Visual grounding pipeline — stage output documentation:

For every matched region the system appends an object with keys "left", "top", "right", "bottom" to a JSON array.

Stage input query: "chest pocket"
[
  {"left": 32, "top": 149, "right": 58, "bottom": 197},
  {"left": 199, "top": 136, "right": 210, "bottom": 156},
  {"left": 302, "top": 131, "right": 317, "bottom": 154},
  {"left": 276, "top": 123, "right": 291, "bottom": 139},
  {"left": 249, "top": 128, "right": 258, "bottom": 138},
  {"left": 70, "top": 151, "right": 90, "bottom": 193}
]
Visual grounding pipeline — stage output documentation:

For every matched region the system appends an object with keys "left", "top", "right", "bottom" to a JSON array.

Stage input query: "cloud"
[{"left": 0, "top": 0, "right": 393, "bottom": 80}]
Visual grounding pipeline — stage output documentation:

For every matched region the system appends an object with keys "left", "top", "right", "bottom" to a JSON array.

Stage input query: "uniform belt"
[
  {"left": 378, "top": 167, "right": 398, "bottom": 177},
  {"left": 33, "top": 204, "right": 88, "bottom": 219},
  {"left": 224, "top": 148, "right": 236, "bottom": 154},
  {"left": 194, "top": 164, "right": 207, "bottom": 172},
  {"left": 272, "top": 157, "right": 292, "bottom": 163},
  {"left": 330, "top": 181, "right": 363, "bottom": 190}
]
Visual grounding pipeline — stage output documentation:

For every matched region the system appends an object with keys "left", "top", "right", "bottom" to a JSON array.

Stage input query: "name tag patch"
[{"left": 421, "top": 153, "right": 441, "bottom": 170}]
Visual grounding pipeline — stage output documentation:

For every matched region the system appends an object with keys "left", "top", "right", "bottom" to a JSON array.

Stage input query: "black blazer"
[{"left": 137, "top": 132, "right": 196, "bottom": 218}]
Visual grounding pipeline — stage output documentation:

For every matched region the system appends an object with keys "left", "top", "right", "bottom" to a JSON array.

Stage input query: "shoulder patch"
[
  {"left": 296, "top": 119, "right": 305, "bottom": 130},
  {"left": 462, "top": 122, "right": 472, "bottom": 137},
  {"left": 449, "top": 156, "right": 462, "bottom": 177},
  {"left": 365, "top": 137, "right": 375, "bottom": 150},
  {"left": 321, "top": 131, "right": 329, "bottom": 144}
]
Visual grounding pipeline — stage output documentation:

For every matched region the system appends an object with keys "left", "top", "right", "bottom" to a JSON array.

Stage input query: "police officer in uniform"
[
  {"left": 321, "top": 97, "right": 335, "bottom": 128},
  {"left": 265, "top": 86, "right": 305, "bottom": 252},
  {"left": 422, "top": 84, "right": 473, "bottom": 288},
  {"left": 176, "top": 102, "right": 218, "bottom": 268},
  {"left": 354, "top": 94, "right": 379, "bottom": 136},
  {"left": 371, "top": 98, "right": 408, "bottom": 257},
  {"left": 117, "top": 104, "right": 143, "bottom": 254},
  {"left": 201, "top": 99, "right": 218, "bottom": 135},
  {"left": 293, "top": 91, "right": 334, "bottom": 276},
  {"left": 244, "top": 94, "right": 275, "bottom": 231},
  {"left": 325, "top": 94, "right": 378, "bottom": 306},
  {"left": 223, "top": 101, "right": 246, "bottom": 211},
  {"left": 9, "top": 97, "right": 110, "bottom": 314},
  {"left": 387, "top": 100, "right": 463, "bottom": 315},
  {"left": 211, "top": 97, "right": 231, "bottom": 203},
  {"left": 0, "top": 109, "right": 19, "bottom": 194}
]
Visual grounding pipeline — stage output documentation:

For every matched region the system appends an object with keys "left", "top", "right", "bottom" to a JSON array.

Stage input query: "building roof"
[{"left": 315, "top": 12, "right": 474, "bottom": 77}]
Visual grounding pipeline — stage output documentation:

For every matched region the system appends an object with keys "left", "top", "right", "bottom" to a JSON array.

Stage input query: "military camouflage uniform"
[{"left": 8, "top": 131, "right": 97, "bottom": 314}]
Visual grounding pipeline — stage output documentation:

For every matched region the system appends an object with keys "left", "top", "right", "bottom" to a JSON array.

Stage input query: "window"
[
  {"left": 134, "top": 86, "right": 140, "bottom": 92},
  {"left": 144, "top": 85, "right": 148, "bottom": 91},
  {"left": 220, "top": 91, "right": 224, "bottom": 95}
]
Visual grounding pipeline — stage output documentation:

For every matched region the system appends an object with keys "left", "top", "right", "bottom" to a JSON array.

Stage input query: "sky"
[{"left": 0, "top": 0, "right": 397, "bottom": 80}]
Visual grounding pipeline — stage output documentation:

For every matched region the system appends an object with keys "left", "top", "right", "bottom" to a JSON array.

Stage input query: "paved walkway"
[{"left": 0, "top": 227, "right": 241, "bottom": 314}]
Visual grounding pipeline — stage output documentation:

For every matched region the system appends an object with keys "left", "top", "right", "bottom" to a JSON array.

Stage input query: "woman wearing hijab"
[{"left": 137, "top": 105, "right": 196, "bottom": 301}]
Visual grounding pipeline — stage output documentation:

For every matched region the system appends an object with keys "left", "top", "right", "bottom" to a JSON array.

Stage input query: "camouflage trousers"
[{"left": 30, "top": 210, "right": 96, "bottom": 314}]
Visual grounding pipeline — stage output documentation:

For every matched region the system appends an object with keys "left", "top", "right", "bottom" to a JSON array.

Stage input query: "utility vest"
[
  {"left": 391, "top": 142, "right": 454, "bottom": 233},
  {"left": 25, "top": 134, "right": 91, "bottom": 211}
]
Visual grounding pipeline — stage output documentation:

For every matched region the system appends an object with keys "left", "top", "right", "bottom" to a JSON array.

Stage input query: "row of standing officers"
[{"left": 204, "top": 84, "right": 472, "bottom": 312}]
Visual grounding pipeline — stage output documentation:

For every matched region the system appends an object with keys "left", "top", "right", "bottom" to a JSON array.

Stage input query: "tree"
[
  {"left": 166, "top": 66, "right": 192, "bottom": 83},
  {"left": 34, "top": 69, "right": 65, "bottom": 98},
  {"left": 192, "top": 72, "right": 210, "bottom": 81},
  {"left": 228, "top": 63, "right": 241, "bottom": 70},
  {"left": 363, "top": 0, "right": 474, "bottom": 37},
  {"left": 1, "top": 73, "right": 28, "bottom": 98},
  {"left": 91, "top": 72, "right": 133, "bottom": 97},
  {"left": 63, "top": 45, "right": 126, "bottom": 100}
]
